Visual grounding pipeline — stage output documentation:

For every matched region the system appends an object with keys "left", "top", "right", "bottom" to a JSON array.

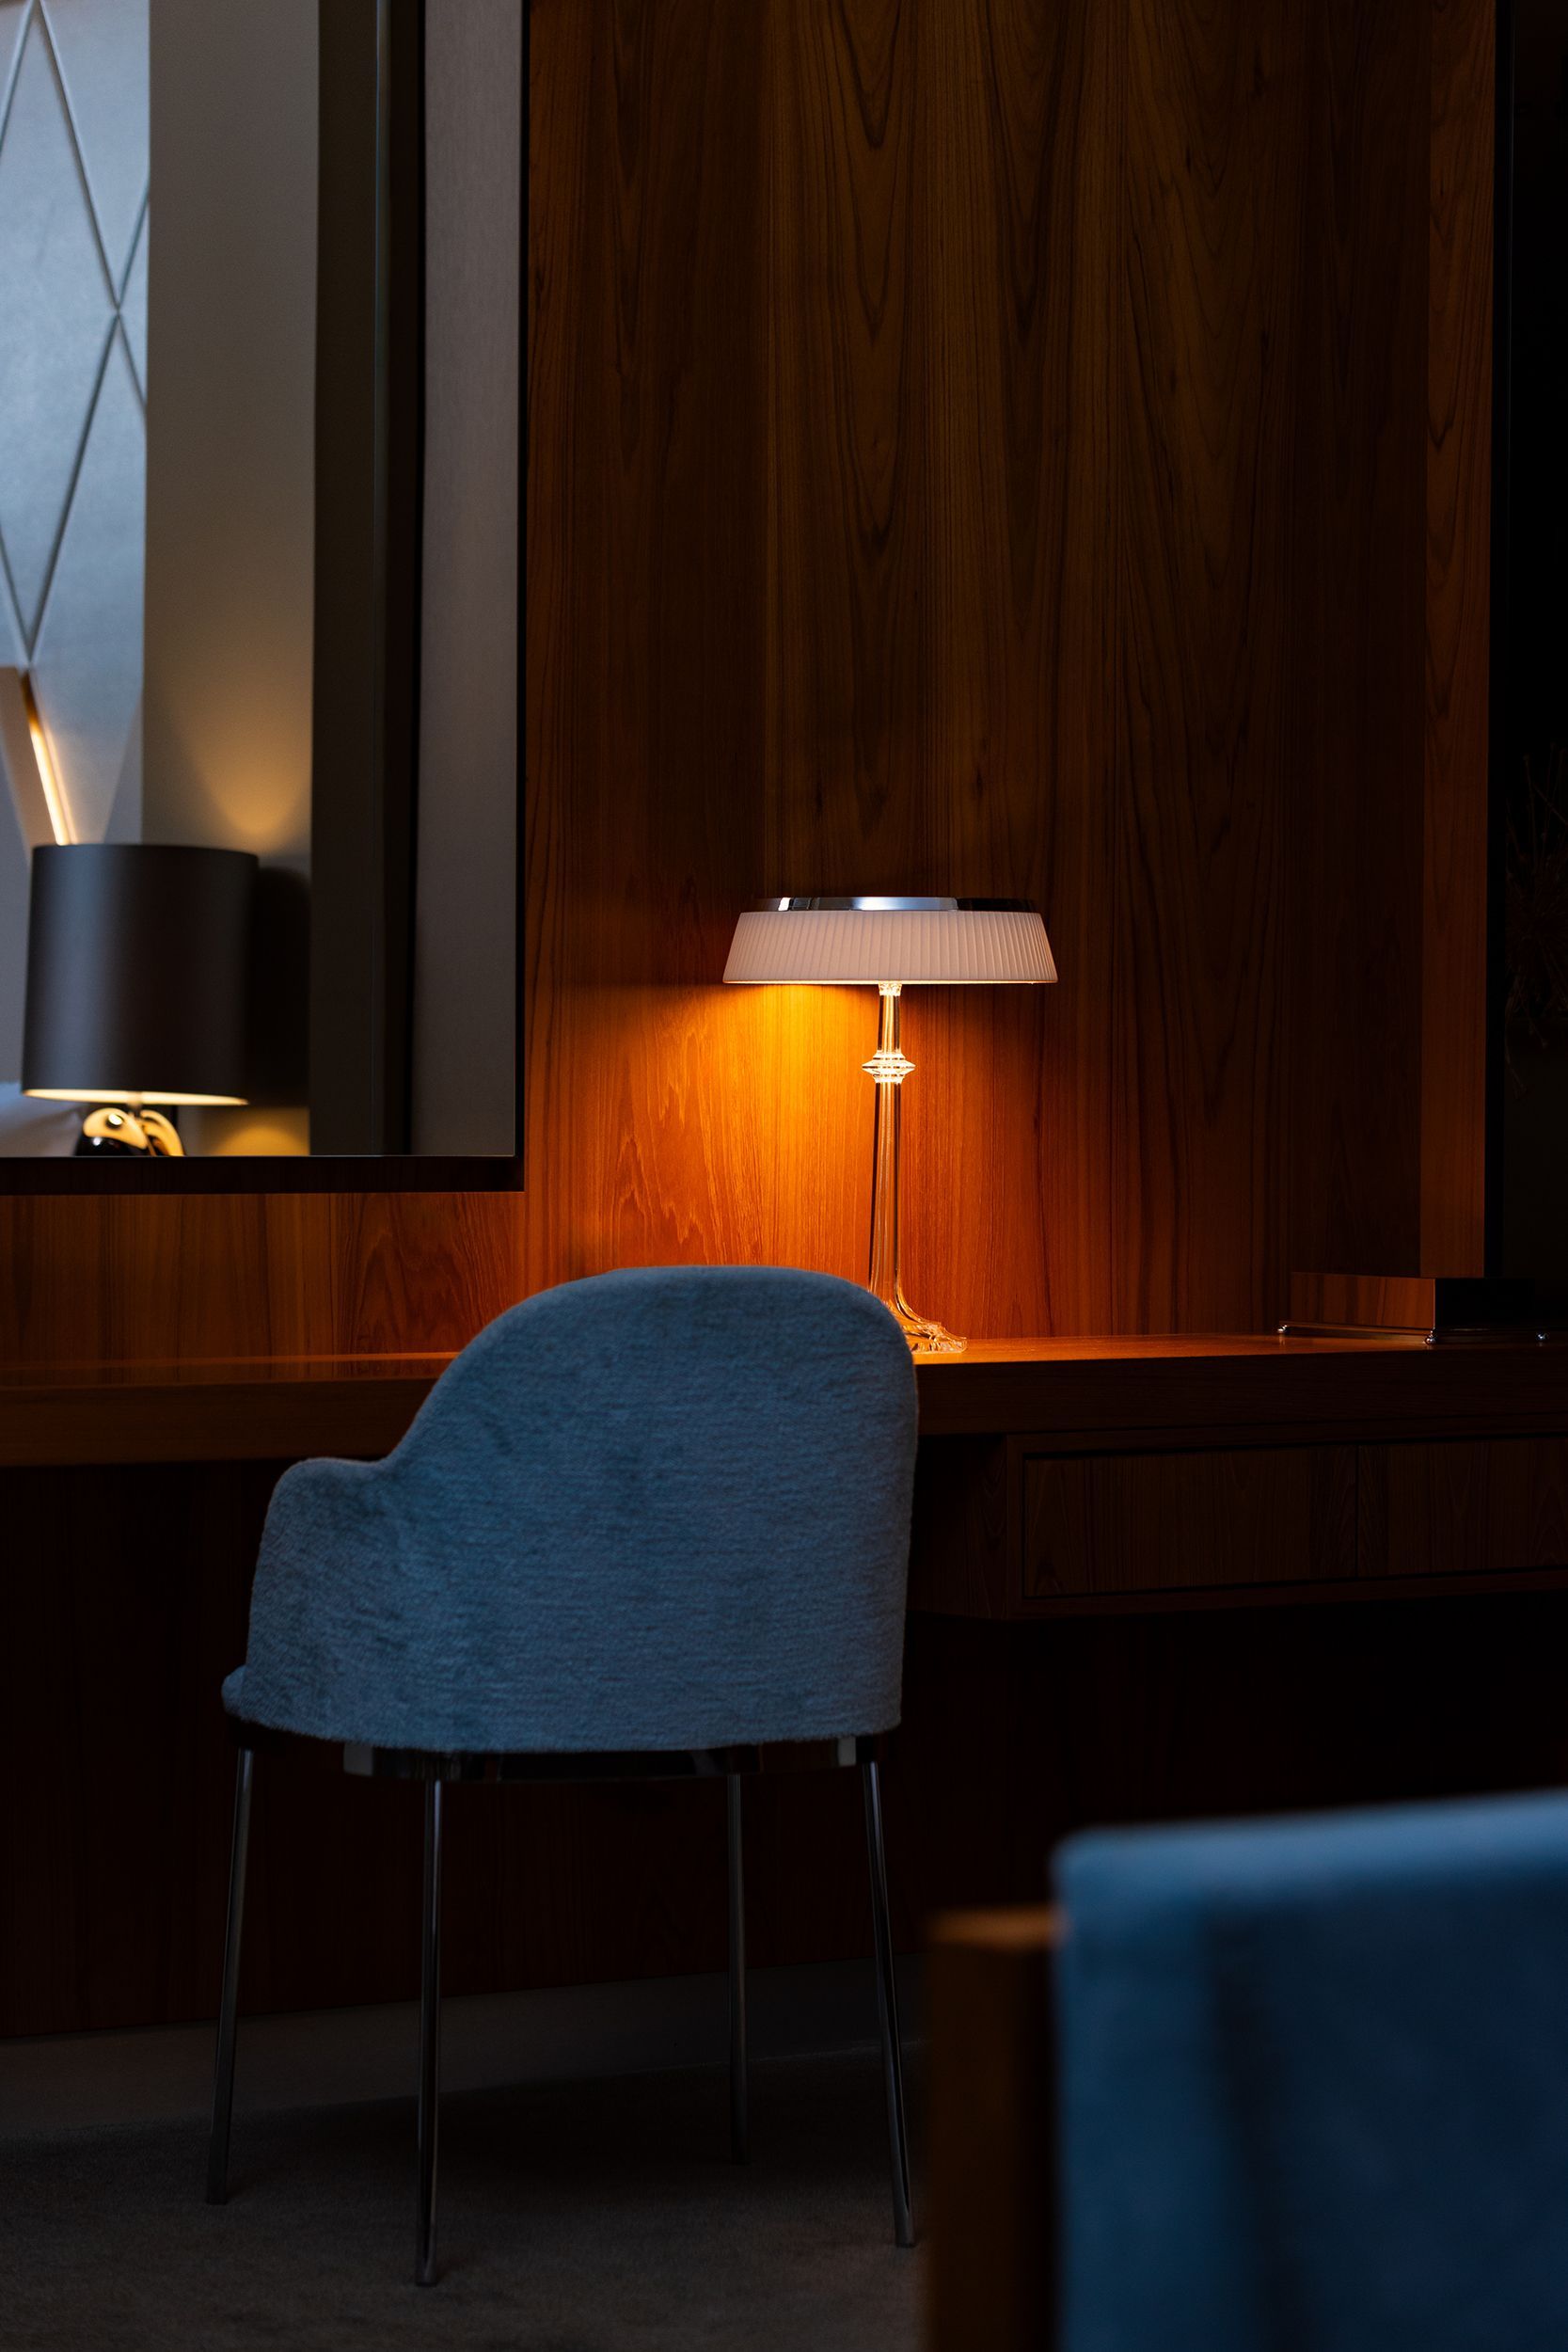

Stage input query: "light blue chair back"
[
  {"left": 1055, "top": 1789, "right": 1568, "bottom": 2352},
  {"left": 224, "top": 1265, "right": 919, "bottom": 1754}
]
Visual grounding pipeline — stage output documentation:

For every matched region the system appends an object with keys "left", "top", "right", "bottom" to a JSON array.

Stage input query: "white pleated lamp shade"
[{"left": 723, "top": 898, "right": 1056, "bottom": 987}]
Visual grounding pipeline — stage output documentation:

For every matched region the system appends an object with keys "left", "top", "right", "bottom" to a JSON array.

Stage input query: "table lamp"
[
  {"left": 22, "top": 844, "right": 258, "bottom": 1157},
  {"left": 724, "top": 896, "right": 1056, "bottom": 1352}
]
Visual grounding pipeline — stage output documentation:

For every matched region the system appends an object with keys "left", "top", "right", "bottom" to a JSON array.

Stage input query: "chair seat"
[
  {"left": 223, "top": 1703, "right": 869, "bottom": 1769},
  {"left": 221, "top": 1698, "right": 877, "bottom": 1784}
]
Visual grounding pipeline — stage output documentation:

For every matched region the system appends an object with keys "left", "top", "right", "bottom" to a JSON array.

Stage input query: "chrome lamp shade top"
[{"left": 723, "top": 897, "right": 1056, "bottom": 988}]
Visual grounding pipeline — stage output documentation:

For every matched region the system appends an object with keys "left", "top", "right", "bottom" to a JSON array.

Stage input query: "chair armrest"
[{"left": 926, "top": 1905, "right": 1061, "bottom": 2352}]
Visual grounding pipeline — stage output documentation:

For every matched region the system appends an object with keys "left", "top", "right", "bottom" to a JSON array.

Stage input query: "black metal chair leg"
[
  {"left": 206, "top": 1747, "right": 255, "bottom": 2204},
  {"left": 416, "top": 1778, "right": 445, "bottom": 2286},
  {"left": 862, "top": 1757, "right": 915, "bottom": 2248},
  {"left": 727, "top": 1772, "right": 749, "bottom": 2162}
]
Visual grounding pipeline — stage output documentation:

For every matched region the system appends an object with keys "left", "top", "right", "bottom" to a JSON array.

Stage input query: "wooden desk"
[
  {"left": 9, "top": 1335, "right": 1565, "bottom": 1618},
  {"left": 8, "top": 1329, "right": 1564, "bottom": 1449},
  {"left": 0, "top": 1353, "right": 454, "bottom": 1467},
  {"left": 913, "top": 1337, "right": 1568, "bottom": 1617},
  {"left": 5, "top": 1334, "right": 1568, "bottom": 2043}
]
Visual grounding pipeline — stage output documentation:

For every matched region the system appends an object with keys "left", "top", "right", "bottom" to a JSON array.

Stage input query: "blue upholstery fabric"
[
  {"left": 1055, "top": 1791, "right": 1568, "bottom": 2352},
  {"left": 224, "top": 1266, "right": 917, "bottom": 1753}
]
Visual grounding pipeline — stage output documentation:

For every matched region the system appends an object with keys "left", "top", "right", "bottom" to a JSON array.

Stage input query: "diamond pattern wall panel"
[
  {"left": 42, "top": 0, "right": 149, "bottom": 290},
  {"left": 0, "top": 786, "right": 28, "bottom": 1078},
  {"left": 0, "top": 0, "right": 145, "bottom": 874},
  {"left": 103, "top": 688, "right": 140, "bottom": 841},
  {"left": 121, "top": 199, "right": 147, "bottom": 393},
  {"left": 30, "top": 327, "right": 144, "bottom": 844},
  {"left": 0, "top": 556, "right": 23, "bottom": 1079},
  {"left": 0, "top": 561, "right": 18, "bottom": 670},
  {"left": 0, "top": 8, "right": 114, "bottom": 641},
  {"left": 0, "top": 3, "right": 26, "bottom": 107}
]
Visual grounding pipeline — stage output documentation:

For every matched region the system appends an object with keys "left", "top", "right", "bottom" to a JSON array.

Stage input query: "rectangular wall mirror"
[{"left": 0, "top": 0, "right": 521, "bottom": 1186}]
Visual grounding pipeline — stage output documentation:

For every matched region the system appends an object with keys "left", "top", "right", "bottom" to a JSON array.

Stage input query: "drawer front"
[
  {"left": 1021, "top": 1445, "right": 1357, "bottom": 1602},
  {"left": 1358, "top": 1438, "right": 1568, "bottom": 1580}
]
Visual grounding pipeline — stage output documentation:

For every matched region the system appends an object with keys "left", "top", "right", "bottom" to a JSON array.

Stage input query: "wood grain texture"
[
  {"left": 912, "top": 1334, "right": 1568, "bottom": 1447},
  {"left": 1288, "top": 1272, "right": 1441, "bottom": 1329},
  {"left": 522, "top": 0, "right": 1495, "bottom": 1346},
  {"left": 0, "top": 1193, "right": 522, "bottom": 1366},
  {"left": 0, "top": 1359, "right": 453, "bottom": 1469},
  {"left": 1291, "top": 0, "right": 1430, "bottom": 1275},
  {"left": 10, "top": 1333, "right": 1568, "bottom": 1466},
  {"left": 0, "top": 0, "right": 1497, "bottom": 1361},
  {"left": 927, "top": 1905, "right": 1060, "bottom": 2352},
  {"left": 1360, "top": 1438, "right": 1568, "bottom": 1580},
  {"left": 909, "top": 1438, "right": 1013, "bottom": 1618},
  {"left": 907, "top": 1582, "right": 1568, "bottom": 1910},
  {"left": 1422, "top": 0, "right": 1494, "bottom": 1273},
  {"left": 1022, "top": 1445, "right": 1358, "bottom": 1601},
  {"left": 1115, "top": 0, "right": 1303, "bottom": 1327}
]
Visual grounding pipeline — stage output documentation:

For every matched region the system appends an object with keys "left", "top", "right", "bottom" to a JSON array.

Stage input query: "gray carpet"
[{"left": 0, "top": 2053, "right": 924, "bottom": 2350}]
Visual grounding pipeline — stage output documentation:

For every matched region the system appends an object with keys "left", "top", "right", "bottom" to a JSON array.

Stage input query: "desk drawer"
[
  {"left": 1021, "top": 1445, "right": 1357, "bottom": 1602},
  {"left": 1358, "top": 1438, "right": 1568, "bottom": 1580}
]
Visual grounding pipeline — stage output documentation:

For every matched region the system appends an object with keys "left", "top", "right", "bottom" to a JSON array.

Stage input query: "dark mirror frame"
[{"left": 0, "top": 0, "right": 524, "bottom": 1195}]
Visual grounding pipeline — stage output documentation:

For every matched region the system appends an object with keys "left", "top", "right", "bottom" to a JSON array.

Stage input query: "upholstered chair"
[
  {"left": 206, "top": 1265, "right": 920, "bottom": 2283},
  {"left": 1056, "top": 1790, "right": 1568, "bottom": 2350}
]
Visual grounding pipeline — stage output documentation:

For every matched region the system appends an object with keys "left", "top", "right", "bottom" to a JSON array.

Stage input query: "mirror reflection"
[{"left": 0, "top": 0, "right": 518, "bottom": 1162}]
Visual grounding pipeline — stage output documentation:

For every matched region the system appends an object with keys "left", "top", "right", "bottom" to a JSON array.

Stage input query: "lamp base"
[
  {"left": 73, "top": 1105, "right": 186, "bottom": 1157},
  {"left": 879, "top": 1294, "right": 967, "bottom": 1356},
  {"left": 862, "top": 986, "right": 967, "bottom": 1353}
]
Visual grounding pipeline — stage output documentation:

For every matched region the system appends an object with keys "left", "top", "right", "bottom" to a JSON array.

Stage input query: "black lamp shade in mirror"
[{"left": 22, "top": 846, "right": 258, "bottom": 1109}]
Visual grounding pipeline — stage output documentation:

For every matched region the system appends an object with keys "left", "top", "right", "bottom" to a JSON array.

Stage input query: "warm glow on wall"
[
  {"left": 0, "top": 665, "right": 72, "bottom": 850},
  {"left": 23, "top": 679, "right": 72, "bottom": 845},
  {"left": 724, "top": 898, "right": 1055, "bottom": 1353}
]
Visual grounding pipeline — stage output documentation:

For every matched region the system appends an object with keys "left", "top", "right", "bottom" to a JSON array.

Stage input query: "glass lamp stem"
[{"left": 863, "top": 984, "right": 965, "bottom": 1355}]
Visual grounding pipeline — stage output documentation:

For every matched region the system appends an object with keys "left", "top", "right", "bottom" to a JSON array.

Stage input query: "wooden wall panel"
[
  {"left": 0, "top": 0, "right": 1496, "bottom": 1354},
  {"left": 1114, "top": 0, "right": 1304, "bottom": 1327},
  {"left": 0, "top": 1193, "right": 523, "bottom": 1365},
  {"left": 1021, "top": 1445, "right": 1358, "bottom": 1602},
  {"left": 1422, "top": 0, "right": 1494, "bottom": 1273},
  {"left": 517, "top": 0, "right": 1494, "bottom": 1348},
  {"left": 927, "top": 1905, "right": 1059, "bottom": 2352},
  {"left": 1291, "top": 0, "right": 1430, "bottom": 1275},
  {"left": 911, "top": 0, "right": 1118, "bottom": 1338},
  {"left": 1359, "top": 1437, "right": 1568, "bottom": 1581}
]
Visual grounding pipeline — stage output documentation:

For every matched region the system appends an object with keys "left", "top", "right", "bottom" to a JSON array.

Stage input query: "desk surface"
[{"left": 3, "top": 1332, "right": 1566, "bottom": 1467}]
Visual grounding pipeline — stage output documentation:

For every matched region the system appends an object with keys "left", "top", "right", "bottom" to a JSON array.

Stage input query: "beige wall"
[
  {"left": 410, "top": 0, "right": 520, "bottom": 1157},
  {"left": 142, "top": 0, "right": 316, "bottom": 870},
  {"left": 142, "top": 0, "right": 316, "bottom": 1152}
]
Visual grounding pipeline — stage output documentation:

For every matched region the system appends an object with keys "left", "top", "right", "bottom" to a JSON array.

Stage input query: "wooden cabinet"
[
  {"left": 1359, "top": 1438, "right": 1568, "bottom": 1581},
  {"left": 908, "top": 1347, "right": 1568, "bottom": 1618},
  {"left": 6, "top": 1337, "right": 1568, "bottom": 2037},
  {"left": 1021, "top": 1446, "right": 1357, "bottom": 1603},
  {"left": 911, "top": 1438, "right": 1364, "bottom": 1616}
]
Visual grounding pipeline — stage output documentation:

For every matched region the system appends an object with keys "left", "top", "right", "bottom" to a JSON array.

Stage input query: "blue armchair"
[
  {"left": 1056, "top": 1789, "right": 1568, "bottom": 2351},
  {"left": 207, "top": 1265, "right": 920, "bottom": 2283}
]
